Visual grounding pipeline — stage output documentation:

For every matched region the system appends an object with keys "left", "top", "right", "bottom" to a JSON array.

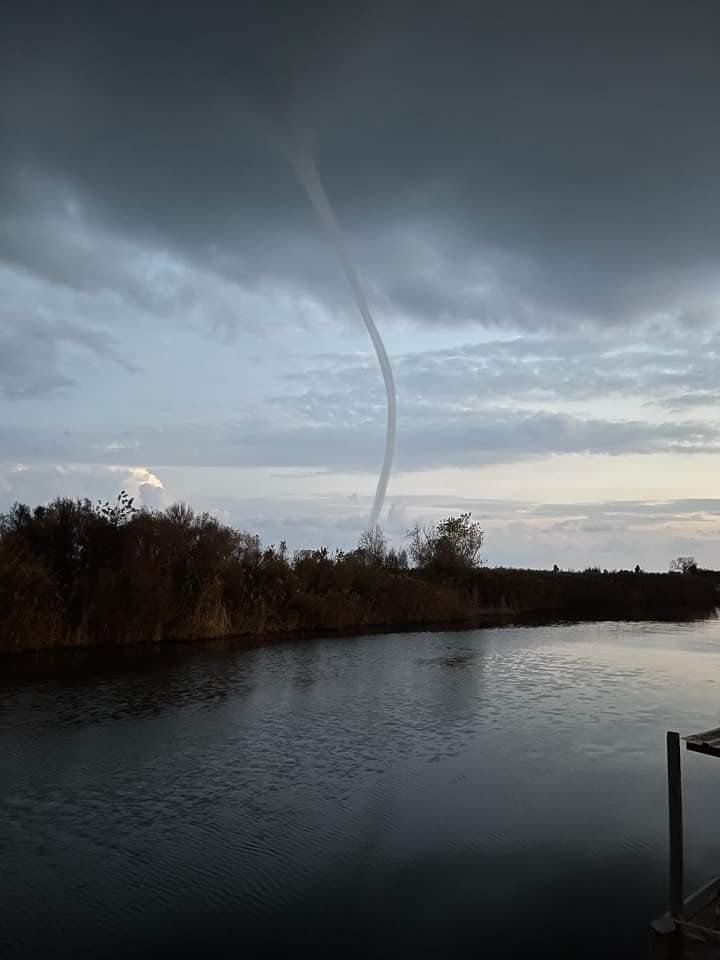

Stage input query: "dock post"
[{"left": 667, "top": 730, "right": 684, "bottom": 920}]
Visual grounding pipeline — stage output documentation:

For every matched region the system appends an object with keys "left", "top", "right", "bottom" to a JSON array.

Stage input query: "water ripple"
[{"left": 3, "top": 619, "right": 720, "bottom": 957}]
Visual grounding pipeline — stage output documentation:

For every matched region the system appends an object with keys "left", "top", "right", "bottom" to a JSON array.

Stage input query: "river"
[{"left": 3, "top": 618, "right": 720, "bottom": 958}]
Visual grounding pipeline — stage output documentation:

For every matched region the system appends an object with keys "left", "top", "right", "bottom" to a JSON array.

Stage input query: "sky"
[{"left": 3, "top": 0, "right": 720, "bottom": 570}]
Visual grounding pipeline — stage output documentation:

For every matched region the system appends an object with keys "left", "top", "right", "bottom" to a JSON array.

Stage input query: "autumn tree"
[
  {"left": 407, "top": 513, "right": 484, "bottom": 574},
  {"left": 356, "top": 526, "right": 387, "bottom": 566}
]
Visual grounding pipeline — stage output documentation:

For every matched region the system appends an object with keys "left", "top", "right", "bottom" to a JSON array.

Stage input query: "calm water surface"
[{"left": 3, "top": 619, "right": 720, "bottom": 958}]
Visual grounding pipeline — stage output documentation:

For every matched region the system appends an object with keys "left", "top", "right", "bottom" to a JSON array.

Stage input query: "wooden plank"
[
  {"left": 650, "top": 880, "right": 720, "bottom": 957},
  {"left": 674, "top": 918, "right": 720, "bottom": 943},
  {"left": 685, "top": 728, "right": 720, "bottom": 758},
  {"left": 684, "top": 877, "right": 720, "bottom": 919},
  {"left": 668, "top": 731, "right": 685, "bottom": 919}
]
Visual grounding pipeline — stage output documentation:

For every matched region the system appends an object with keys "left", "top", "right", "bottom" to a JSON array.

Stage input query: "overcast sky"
[{"left": 3, "top": 1, "right": 720, "bottom": 569}]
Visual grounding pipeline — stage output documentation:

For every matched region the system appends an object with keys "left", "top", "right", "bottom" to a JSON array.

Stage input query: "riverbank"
[
  {"left": 2, "top": 562, "right": 716, "bottom": 655},
  {"left": 1, "top": 496, "right": 716, "bottom": 653}
]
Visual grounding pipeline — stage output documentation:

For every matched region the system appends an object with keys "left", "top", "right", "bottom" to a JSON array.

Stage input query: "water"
[{"left": 2, "top": 619, "right": 720, "bottom": 958}]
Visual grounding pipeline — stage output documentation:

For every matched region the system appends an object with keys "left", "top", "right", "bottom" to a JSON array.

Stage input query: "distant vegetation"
[{"left": 0, "top": 495, "right": 716, "bottom": 653}]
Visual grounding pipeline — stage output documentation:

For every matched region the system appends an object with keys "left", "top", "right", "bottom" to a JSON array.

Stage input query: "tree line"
[
  {"left": 0, "top": 496, "right": 485, "bottom": 651},
  {"left": 0, "top": 495, "right": 715, "bottom": 652}
]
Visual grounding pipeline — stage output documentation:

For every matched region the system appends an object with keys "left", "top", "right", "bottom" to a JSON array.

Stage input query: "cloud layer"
[
  {"left": 3, "top": 2, "right": 720, "bottom": 567},
  {"left": 4, "top": 2, "right": 720, "bottom": 332}
]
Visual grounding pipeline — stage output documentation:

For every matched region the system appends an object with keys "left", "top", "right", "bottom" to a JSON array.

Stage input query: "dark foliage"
[
  {"left": 0, "top": 496, "right": 466, "bottom": 651},
  {"left": 407, "top": 512, "right": 484, "bottom": 577},
  {"left": 0, "top": 497, "right": 716, "bottom": 652}
]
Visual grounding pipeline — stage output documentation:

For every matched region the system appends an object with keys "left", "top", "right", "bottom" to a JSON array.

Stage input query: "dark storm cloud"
[{"left": 3, "top": 1, "right": 720, "bottom": 328}]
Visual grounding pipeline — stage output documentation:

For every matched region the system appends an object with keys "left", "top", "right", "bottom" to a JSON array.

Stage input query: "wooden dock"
[{"left": 652, "top": 729, "right": 720, "bottom": 957}]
